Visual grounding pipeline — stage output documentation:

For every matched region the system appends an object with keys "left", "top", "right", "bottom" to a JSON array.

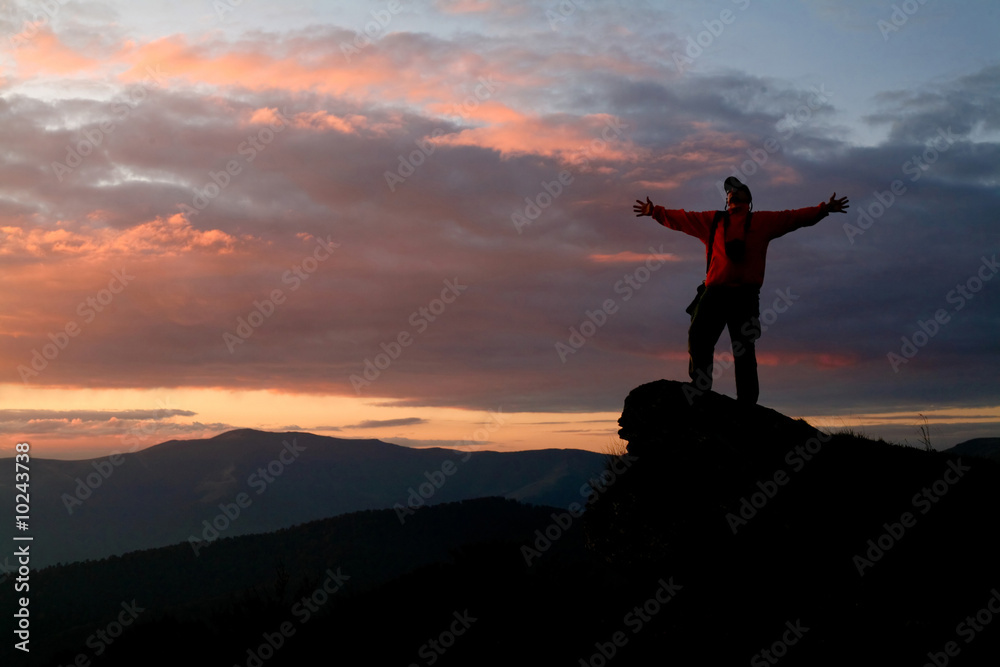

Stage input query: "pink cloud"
[
  {"left": 0, "top": 214, "right": 249, "bottom": 259},
  {"left": 750, "top": 351, "right": 859, "bottom": 368},
  {"left": 653, "top": 350, "right": 858, "bottom": 370},
  {"left": 587, "top": 251, "right": 680, "bottom": 264},
  {"left": 9, "top": 28, "right": 662, "bottom": 168},
  {"left": 426, "top": 100, "right": 524, "bottom": 125},
  {"left": 435, "top": 0, "right": 501, "bottom": 13},
  {"left": 428, "top": 113, "right": 641, "bottom": 163},
  {"left": 9, "top": 26, "right": 98, "bottom": 78},
  {"left": 110, "top": 32, "right": 471, "bottom": 106}
]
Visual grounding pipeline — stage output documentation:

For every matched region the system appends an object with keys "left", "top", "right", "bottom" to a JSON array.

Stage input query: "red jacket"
[{"left": 652, "top": 202, "right": 829, "bottom": 287}]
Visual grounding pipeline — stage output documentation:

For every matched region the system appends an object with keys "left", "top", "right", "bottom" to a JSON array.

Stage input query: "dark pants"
[{"left": 687, "top": 284, "right": 761, "bottom": 404}]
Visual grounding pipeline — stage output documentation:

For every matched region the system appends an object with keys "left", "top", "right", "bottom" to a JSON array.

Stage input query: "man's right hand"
[
  {"left": 826, "top": 192, "right": 850, "bottom": 214},
  {"left": 633, "top": 196, "right": 654, "bottom": 217}
]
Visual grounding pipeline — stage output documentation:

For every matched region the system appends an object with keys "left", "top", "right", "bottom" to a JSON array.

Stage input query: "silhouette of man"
[{"left": 633, "top": 178, "right": 849, "bottom": 404}]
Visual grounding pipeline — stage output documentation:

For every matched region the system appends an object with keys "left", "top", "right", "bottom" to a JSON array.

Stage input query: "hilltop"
[{"left": 584, "top": 380, "right": 1000, "bottom": 664}]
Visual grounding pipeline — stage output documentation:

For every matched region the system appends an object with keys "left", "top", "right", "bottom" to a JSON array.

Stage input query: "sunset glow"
[{"left": 2, "top": 1, "right": 997, "bottom": 458}]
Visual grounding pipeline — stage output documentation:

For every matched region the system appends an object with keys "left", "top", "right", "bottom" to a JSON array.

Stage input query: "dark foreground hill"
[
  {"left": 0, "top": 429, "right": 606, "bottom": 567},
  {"left": 594, "top": 380, "right": 1000, "bottom": 664},
  {"left": 5, "top": 380, "right": 999, "bottom": 666},
  {"left": 3, "top": 497, "right": 592, "bottom": 667}
]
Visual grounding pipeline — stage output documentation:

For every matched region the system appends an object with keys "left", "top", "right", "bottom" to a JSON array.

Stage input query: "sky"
[{"left": 1, "top": 0, "right": 998, "bottom": 459}]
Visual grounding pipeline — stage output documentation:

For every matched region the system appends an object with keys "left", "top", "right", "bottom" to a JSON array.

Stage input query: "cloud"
[
  {"left": 587, "top": 251, "right": 681, "bottom": 264},
  {"left": 0, "top": 409, "right": 196, "bottom": 422},
  {"left": 8, "top": 26, "right": 100, "bottom": 78},
  {"left": 434, "top": 0, "right": 524, "bottom": 15},
  {"left": 428, "top": 112, "right": 642, "bottom": 162},
  {"left": 380, "top": 436, "right": 491, "bottom": 449},
  {"left": 865, "top": 65, "right": 1000, "bottom": 145},
  {"left": 0, "top": 406, "right": 217, "bottom": 445},
  {"left": 1, "top": 10, "right": 997, "bottom": 443},
  {"left": 0, "top": 214, "right": 248, "bottom": 258},
  {"left": 347, "top": 418, "right": 429, "bottom": 429}
]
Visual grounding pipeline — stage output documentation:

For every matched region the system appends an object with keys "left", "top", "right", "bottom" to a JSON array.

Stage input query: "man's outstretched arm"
[
  {"left": 762, "top": 192, "right": 850, "bottom": 239},
  {"left": 632, "top": 196, "right": 714, "bottom": 241}
]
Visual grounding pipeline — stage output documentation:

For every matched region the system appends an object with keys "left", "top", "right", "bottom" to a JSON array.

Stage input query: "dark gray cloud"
[{"left": 866, "top": 65, "right": 1000, "bottom": 144}]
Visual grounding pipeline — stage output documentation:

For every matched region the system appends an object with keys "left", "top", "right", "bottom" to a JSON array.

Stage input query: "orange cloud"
[
  {"left": 103, "top": 31, "right": 646, "bottom": 149},
  {"left": 9, "top": 28, "right": 657, "bottom": 165},
  {"left": 429, "top": 113, "right": 640, "bottom": 163},
  {"left": 435, "top": 0, "right": 500, "bottom": 13},
  {"left": 112, "top": 33, "right": 415, "bottom": 102},
  {"left": 0, "top": 214, "right": 249, "bottom": 259},
  {"left": 750, "top": 351, "right": 859, "bottom": 368},
  {"left": 815, "top": 352, "right": 860, "bottom": 368},
  {"left": 9, "top": 26, "right": 99, "bottom": 78},
  {"left": 276, "top": 109, "right": 402, "bottom": 136},
  {"left": 426, "top": 100, "right": 524, "bottom": 126},
  {"left": 587, "top": 251, "right": 680, "bottom": 264},
  {"left": 655, "top": 350, "right": 858, "bottom": 369}
]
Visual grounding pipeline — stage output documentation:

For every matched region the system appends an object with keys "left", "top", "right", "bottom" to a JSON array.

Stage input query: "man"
[{"left": 632, "top": 178, "right": 849, "bottom": 405}]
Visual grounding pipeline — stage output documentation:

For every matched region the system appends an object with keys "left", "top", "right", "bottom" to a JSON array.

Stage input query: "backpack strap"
[
  {"left": 706, "top": 210, "right": 725, "bottom": 273},
  {"left": 706, "top": 210, "right": 753, "bottom": 274}
]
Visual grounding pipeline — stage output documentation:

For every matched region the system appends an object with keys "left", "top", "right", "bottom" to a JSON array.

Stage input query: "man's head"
[{"left": 724, "top": 176, "right": 752, "bottom": 208}]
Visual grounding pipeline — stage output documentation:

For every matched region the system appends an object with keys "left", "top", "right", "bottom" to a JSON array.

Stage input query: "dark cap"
[{"left": 723, "top": 176, "right": 752, "bottom": 201}]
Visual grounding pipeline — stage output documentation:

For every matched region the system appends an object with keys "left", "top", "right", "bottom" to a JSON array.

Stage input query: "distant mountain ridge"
[
  {"left": 946, "top": 437, "right": 1000, "bottom": 462},
  {"left": 0, "top": 429, "right": 606, "bottom": 567}
]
